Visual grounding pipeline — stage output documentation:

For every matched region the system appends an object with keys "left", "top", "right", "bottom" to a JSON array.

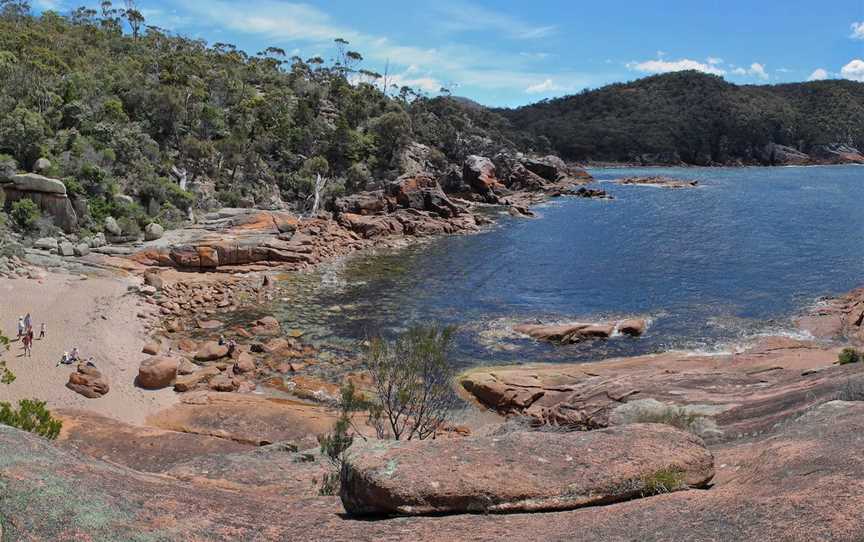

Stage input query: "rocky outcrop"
[
  {"left": 513, "top": 319, "right": 647, "bottom": 343},
  {"left": 461, "top": 337, "right": 845, "bottom": 440},
  {"left": 463, "top": 155, "right": 504, "bottom": 203},
  {"left": 617, "top": 176, "right": 699, "bottom": 188},
  {"left": 762, "top": 142, "right": 810, "bottom": 165},
  {"left": 66, "top": 363, "right": 109, "bottom": 398},
  {"left": 0, "top": 173, "right": 78, "bottom": 232},
  {"left": 796, "top": 287, "right": 864, "bottom": 343},
  {"left": 810, "top": 143, "right": 864, "bottom": 164},
  {"left": 341, "top": 424, "right": 713, "bottom": 516},
  {"left": 333, "top": 191, "right": 391, "bottom": 215},
  {"left": 144, "top": 222, "right": 164, "bottom": 241},
  {"left": 387, "top": 172, "right": 464, "bottom": 218}
]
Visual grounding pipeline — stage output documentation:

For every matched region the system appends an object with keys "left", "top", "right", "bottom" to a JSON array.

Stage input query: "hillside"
[
  {"left": 500, "top": 71, "right": 864, "bottom": 165},
  {"left": 0, "top": 3, "right": 525, "bottom": 237}
]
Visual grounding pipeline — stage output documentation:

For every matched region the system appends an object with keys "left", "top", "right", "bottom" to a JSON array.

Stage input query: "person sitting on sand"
[
  {"left": 218, "top": 335, "right": 226, "bottom": 346},
  {"left": 70, "top": 347, "right": 80, "bottom": 362},
  {"left": 39, "top": 322, "right": 46, "bottom": 339},
  {"left": 227, "top": 339, "right": 237, "bottom": 357},
  {"left": 57, "top": 352, "right": 71, "bottom": 367}
]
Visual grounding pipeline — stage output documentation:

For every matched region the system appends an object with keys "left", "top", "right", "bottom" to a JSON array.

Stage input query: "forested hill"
[
  {"left": 0, "top": 1, "right": 524, "bottom": 231},
  {"left": 499, "top": 71, "right": 864, "bottom": 165}
]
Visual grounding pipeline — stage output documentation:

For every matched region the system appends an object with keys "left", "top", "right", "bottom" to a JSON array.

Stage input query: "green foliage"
[
  {"left": 839, "top": 347, "right": 861, "bottom": 365},
  {"left": 625, "top": 405, "right": 703, "bottom": 434},
  {"left": 0, "top": 153, "right": 16, "bottom": 180},
  {"left": 0, "top": 399, "right": 62, "bottom": 439},
  {"left": 366, "top": 325, "right": 460, "bottom": 441},
  {"left": 640, "top": 467, "right": 686, "bottom": 497},
  {"left": 0, "top": 327, "right": 13, "bottom": 385},
  {"left": 317, "top": 381, "right": 365, "bottom": 496},
  {"left": 501, "top": 71, "right": 864, "bottom": 164},
  {"left": 10, "top": 198, "right": 40, "bottom": 230}
]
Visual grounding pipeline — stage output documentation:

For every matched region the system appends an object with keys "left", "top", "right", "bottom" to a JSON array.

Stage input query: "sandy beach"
[{"left": 0, "top": 271, "right": 177, "bottom": 425}]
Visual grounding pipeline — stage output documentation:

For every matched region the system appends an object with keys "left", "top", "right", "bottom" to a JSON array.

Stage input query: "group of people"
[{"left": 16, "top": 313, "right": 45, "bottom": 358}]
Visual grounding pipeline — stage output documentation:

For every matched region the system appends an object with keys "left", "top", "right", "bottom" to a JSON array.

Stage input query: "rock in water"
[
  {"left": 340, "top": 424, "right": 714, "bottom": 516},
  {"left": 137, "top": 356, "right": 180, "bottom": 389},
  {"left": 66, "top": 363, "right": 109, "bottom": 398}
]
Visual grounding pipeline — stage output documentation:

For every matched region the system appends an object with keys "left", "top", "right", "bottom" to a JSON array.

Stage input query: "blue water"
[{"left": 275, "top": 165, "right": 864, "bottom": 367}]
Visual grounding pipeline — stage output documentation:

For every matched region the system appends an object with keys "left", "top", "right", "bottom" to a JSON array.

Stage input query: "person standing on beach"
[
  {"left": 39, "top": 323, "right": 46, "bottom": 339},
  {"left": 17, "top": 316, "right": 24, "bottom": 338},
  {"left": 24, "top": 313, "right": 32, "bottom": 334},
  {"left": 22, "top": 333, "right": 31, "bottom": 357}
]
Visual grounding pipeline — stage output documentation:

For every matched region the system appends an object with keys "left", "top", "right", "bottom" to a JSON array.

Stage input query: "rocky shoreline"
[{"left": 6, "top": 156, "right": 864, "bottom": 539}]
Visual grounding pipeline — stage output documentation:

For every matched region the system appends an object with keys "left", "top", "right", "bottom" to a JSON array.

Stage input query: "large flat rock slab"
[
  {"left": 147, "top": 391, "right": 338, "bottom": 447},
  {"left": 461, "top": 337, "right": 848, "bottom": 442},
  {"left": 340, "top": 423, "right": 714, "bottom": 516}
]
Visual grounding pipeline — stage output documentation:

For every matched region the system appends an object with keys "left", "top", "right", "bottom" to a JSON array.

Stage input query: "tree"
[
  {"left": 123, "top": 0, "right": 144, "bottom": 38},
  {"left": 365, "top": 325, "right": 461, "bottom": 441}
]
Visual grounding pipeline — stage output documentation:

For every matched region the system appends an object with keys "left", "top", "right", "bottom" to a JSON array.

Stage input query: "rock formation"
[{"left": 0, "top": 173, "right": 78, "bottom": 232}]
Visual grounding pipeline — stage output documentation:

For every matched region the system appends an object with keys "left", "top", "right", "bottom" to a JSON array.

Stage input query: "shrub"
[
  {"left": 0, "top": 153, "right": 16, "bottom": 180},
  {"left": 624, "top": 404, "right": 702, "bottom": 434},
  {"left": 0, "top": 328, "right": 13, "bottom": 385},
  {"left": 317, "top": 381, "right": 365, "bottom": 495},
  {"left": 640, "top": 467, "right": 686, "bottom": 497},
  {"left": 0, "top": 399, "right": 62, "bottom": 439},
  {"left": 838, "top": 348, "right": 861, "bottom": 365},
  {"left": 10, "top": 198, "right": 41, "bottom": 231},
  {"left": 366, "top": 325, "right": 460, "bottom": 441}
]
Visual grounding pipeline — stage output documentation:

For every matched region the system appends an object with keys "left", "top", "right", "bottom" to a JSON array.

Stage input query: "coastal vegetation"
[{"left": 500, "top": 71, "right": 864, "bottom": 165}]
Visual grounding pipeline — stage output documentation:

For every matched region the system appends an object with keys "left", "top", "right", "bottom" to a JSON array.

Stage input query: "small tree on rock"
[{"left": 366, "top": 325, "right": 460, "bottom": 441}]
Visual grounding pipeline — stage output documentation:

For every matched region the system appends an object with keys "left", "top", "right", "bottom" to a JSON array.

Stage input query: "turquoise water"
[{"left": 273, "top": 165, "right": 864, "bottom": 367}]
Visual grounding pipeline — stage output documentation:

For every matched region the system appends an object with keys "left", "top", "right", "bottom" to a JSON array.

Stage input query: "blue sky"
[{"left": 35, "top": 0, "right": 864, "bottom": 107}]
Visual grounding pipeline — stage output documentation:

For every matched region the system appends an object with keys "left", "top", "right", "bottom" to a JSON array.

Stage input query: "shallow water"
[{"left": 269, "top": 165, "right": 864, "bottom": 368}]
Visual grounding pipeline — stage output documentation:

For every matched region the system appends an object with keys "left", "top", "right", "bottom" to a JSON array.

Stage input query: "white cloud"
[
  {"left": 430, "top": 1, "right": 557, "bottom": 40},
  {"left": 158, "top": 0, "right": 596, "bottom": 97},
  {"left": 33, "top": 0, "right": 62, "bottom": 10},
  {"left": 525, "top": 79, "right": 563, "bottom": 94},
  {"left": 626, "top": 58, "right": 725, "bottom": 76},
  {"left": 808, "top": 68, "right": 829, "bottom": 81},
  {"left": 851, "top": 22, "right": 864, "bottom": 40},
  {"left": 748, "top": 62, "right": 769, "bottom": 80},
  {"left": 706, "top": 57, "right": 724, "bottom": 65},
  {"left": 841, "top": 59, "right": 864, "bottom": 81}
]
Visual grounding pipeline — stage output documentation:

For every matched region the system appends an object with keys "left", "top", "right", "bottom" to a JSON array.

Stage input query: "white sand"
[{"left": 0, "top": 271, "right": 177, "bottom": 425}]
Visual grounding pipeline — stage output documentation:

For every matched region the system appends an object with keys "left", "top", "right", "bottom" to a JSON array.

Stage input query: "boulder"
[
  {"left": 340, "top": 424, "right": 714, "bottom": 516},
  {"left": 137, "top": 356, "right": 180, "bottom": 389},
  {"left": 762, "top": 143, "right": 810, "bottom": 165},
  {"left": 33, "top": 157, "right": 52, "bottom": 173},
  {"left": 333, "top": 191, "right": 391, "bottom": 216},
  {"left": 8, "top": 173, "right": 66, "bottom": 195},
  {"left": 177, "top": 358, "right": 201, "bottom": 376},
  {"left": 249, "top": 316, "right": 281, "bottom": 336},
  {"left": 104, "top": 217, "right": 122, "bottom": 236},
  {"left": 33, "top": 237, "right": 58, "bottom": 251},
  {"left": 194, "top": 342, "right": 229, "bottom": 362},
  {"left": 143, "top": 272, "right": 163, "bottom": 290},
  {"left": 174, "top": 366, "right": 221, "bottom": 392},
  {"left": 398, "top": 142, "right": 439, "bottom": 175},
  {"left": 58, "top": 241, "right": 74, "bottom": 257},
  {"left": 462, "top": 155, "right": 503, "bottom": 204},
  {"left": 233, "top": 352, "right": 256, "bottom": 374},
  {"left": 522, "top": 155, "right": 568, "bottom": 182},
  {"left": 208, "top": 374, "right": 239, "bottom": 392},
  {"left": 197, "top": 319, "right": 223, "bottom": 330},
  {"left": 338, "top": 213, "right": 404, "bottom": 238},
  {"left": 73, "top": 243, "right": 90, "bottom": 257},
  {"left": 66, "top": 363, "right": 109, "bottom": 398},
  {"left": 144, "top": 222, "right": 164, "bottom": 241},
  {"left": 142, "top": 343, "right": 160, "bottom": 355}
]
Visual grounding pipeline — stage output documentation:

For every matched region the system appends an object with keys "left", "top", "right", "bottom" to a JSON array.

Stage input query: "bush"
[
  {"left": 366, "top": 325, "right": 460, "bottom": 441},
  {"left": 10, "top": 198, "right": 41, "bottom": 231},
  {"left": 317, "top": 381, "right": 365, "bottom": 495},
  {"left": 838, "top": 348, "right": 861, "bottom": 365},
  {"left": 0, "top": 399, "right": 62, "bottom": 439},
  {"left": 640, "top": 467, "right": 686, "bottom": 496}
]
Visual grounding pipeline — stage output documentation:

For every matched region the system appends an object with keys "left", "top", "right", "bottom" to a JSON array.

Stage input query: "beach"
[{"left": 0, "top": 272, "right": 176, "bottom": 425}]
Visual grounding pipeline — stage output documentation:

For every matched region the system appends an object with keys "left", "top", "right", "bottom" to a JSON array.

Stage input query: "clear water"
[{"left": 270, "top": 165, "right": 864, "bottom": 368}]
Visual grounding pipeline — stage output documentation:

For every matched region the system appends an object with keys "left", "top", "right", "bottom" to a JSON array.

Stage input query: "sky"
[{"left": 33, "top": 0, "right": 864, "bottom": 107}]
